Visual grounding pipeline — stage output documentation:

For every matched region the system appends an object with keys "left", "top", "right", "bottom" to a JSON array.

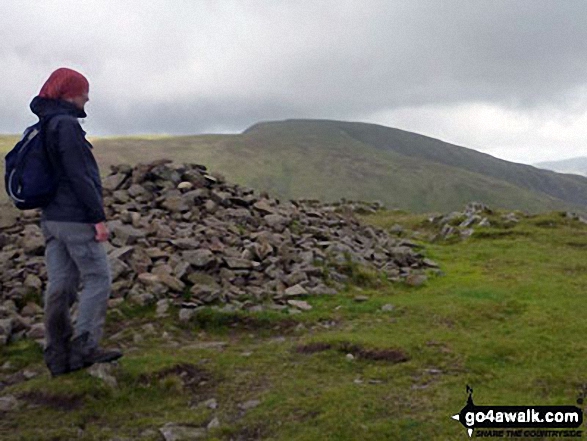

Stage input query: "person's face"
[{"left": 67, "top": 92, "right": 89, "bottom": 111}]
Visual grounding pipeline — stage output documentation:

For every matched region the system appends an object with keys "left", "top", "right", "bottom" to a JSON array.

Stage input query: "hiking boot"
[
  {"left": 85, "top": 347, "right": 123, "bottom": 365},
  {"left": 69, "top": 332, "right": 123, "bottom": 372},
  {"left": 44, "top": 346, "right": 70, "bottom": 377}
]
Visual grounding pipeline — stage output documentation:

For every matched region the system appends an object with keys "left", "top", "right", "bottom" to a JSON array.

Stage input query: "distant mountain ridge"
[
  {"left": 535, "top": 157, "right": 587, "bottom": 177},
  {"left": 85, "top": 119, "right": 587, "bottom": 213}
]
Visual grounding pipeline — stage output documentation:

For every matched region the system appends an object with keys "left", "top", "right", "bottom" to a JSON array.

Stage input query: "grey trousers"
[{"left": 41, "top": 221, "right": 112, "bottom": 353}]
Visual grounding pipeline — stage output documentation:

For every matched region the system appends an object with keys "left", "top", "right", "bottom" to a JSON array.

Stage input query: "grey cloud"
[
  {"left": 2, "top": 0, "right": 587, "bottom": 135},
  {"left": 86, "top": 96, "right": 308, "bottom": 136}
]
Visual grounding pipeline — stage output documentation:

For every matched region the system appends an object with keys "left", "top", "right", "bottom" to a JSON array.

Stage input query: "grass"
[{"left": 2, "top": 209, "right": 587, "bottom": 439}]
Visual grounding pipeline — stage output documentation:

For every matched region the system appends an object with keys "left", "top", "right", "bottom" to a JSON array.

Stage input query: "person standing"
[{"left": 30, "top": 67, "right": 122, "bottom": 376}]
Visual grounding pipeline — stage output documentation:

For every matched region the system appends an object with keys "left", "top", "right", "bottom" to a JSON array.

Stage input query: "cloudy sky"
[{"left": 2, "top": 0, "right": 587, "bottom": 164}]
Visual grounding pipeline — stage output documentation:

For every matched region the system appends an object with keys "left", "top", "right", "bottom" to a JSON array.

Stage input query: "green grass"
[{"left": 2, "top": 209, "right": 587, "bottom": 439}]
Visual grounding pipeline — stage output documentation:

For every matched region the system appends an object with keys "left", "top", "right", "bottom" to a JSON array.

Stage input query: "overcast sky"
[{"left": 2, "top": 0, "right": 587, "bottom": 164}]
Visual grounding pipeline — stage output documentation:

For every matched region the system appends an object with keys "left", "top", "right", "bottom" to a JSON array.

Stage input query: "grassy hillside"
[
  {"left": 2, "top": 120, "right": 587, "bottom": 213},
  {"left": 324, "top": 119, "right": 587, "bottom": 204},
  {"left": 2, "top": 210, "right": 587, "bottom": 440},
  {"left": 88, "top": 120, "right": 587, "bottom": 213}
]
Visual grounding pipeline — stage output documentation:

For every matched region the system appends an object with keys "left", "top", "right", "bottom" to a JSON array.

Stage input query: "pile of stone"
[
  {"left": 565, "top": 212, "right": 587, "bottom": 224},
  {"left": 428, "top": 202, "right": 493, "bottom": 240},
  {"left": 428, "top": 202, "right": 524, "bottom": 240},
  {"left": 0, "top": 160, "right": 436, "bottom": 345}
]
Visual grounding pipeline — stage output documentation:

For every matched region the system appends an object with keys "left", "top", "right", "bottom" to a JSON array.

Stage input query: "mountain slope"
[
  {"left": 535, "top": 157, "right": 587, "bottom": 177},
  {"left": 247, "top": 120, "right": 587, "bottom": 207},
  {"left": 3, "top": 121, "right": 585, "bottom": 213},
  {"left": 78, "top": 120, "right": 587, "bottom": 213}
]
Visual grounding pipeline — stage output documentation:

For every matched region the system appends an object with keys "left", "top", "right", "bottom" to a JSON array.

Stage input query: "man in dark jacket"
[{"left": 32, "top": 68, "right": 121, "bottom": 376}]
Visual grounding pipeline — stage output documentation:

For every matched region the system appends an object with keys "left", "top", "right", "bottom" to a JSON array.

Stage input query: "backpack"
[{"left": 4, "top": 115, "right": 66, "bottom": 210}]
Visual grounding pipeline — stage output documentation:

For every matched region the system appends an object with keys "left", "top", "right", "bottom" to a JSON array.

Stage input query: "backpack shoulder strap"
[
  {"left": 46, "top": 114, "right": 77, "bottom": 132},
  {"left": 41, "top": 115, "right": 77, "bottom": 177}
]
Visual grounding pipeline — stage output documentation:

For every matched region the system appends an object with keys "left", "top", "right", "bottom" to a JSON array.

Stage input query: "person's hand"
[{"left": 94, "top": 222, "right": 109, "bottom": 242}]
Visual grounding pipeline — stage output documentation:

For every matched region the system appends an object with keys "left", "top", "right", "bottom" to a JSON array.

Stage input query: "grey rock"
[
  {"left": 440, "top": 224, "right": 455, "bottom": 238},
  {"left": 162, "top": 196, "right": 193, "bottom": 213},
  {"left": 145, "top": 247, "right": 169, "bottom": 259},
  {"left": 24, "top": 274, "right": 43, "bottom": 291},
  {"left": 108, "top": 245, "right": 135, "bottom": 261},
  {"left": 284, "top": 271, "right": 308, "bottom": 286},
  {"left": 129, "top": 292, "right": 156, "bottom": 306},
  {"left": 170, "top": 239, "right": 199, "bottom": 250},
  {"left": 158, "top": 274, "right": 186, "bottom": 292},
  {"left": 156, "top": 299, "right": 170, "bottom": 317},
  {"left": 287, "top": 299, "right": 312, "bottom": 311},
  {"left": 478, "top": 217, "right": 491, "bottom": 227},
  {"left": 177, "top": 181, "right": 193, "bottom": 191},
  {"left": 20, "top": 302, "right": 42, "bottom": 317},
  {"left": 264, "top": 214, "right": 288, "bottom": 227},
  {"left": 210, "top": 190, "right": 231, "bottom": 205},
  {"left": 87, "top": 363, "right": 118, "bottom": 388},
  {"left": 128, "top": 183, "right": 149, "bottom": 198},
  {"left": 138, "top": 272, "right": 160, "bottom": 286},
  {"left": 112, "top": 190, "right": 130, "bottom": 204},
  {"left": 178, "top": 308, "right": 196, "bottom": 323},
  {"left": 0, "top": 318, "right": 13, "bottom": 336},
  {"left": 26, "top": 323, "right": 45, "bottom": 340},
  {"left": 460, "top": 228, "right": 474, "bottom": 239},
  {"left": 204, "top": 200, "right": 217, "bottom": 213},
  {"left": 102, "top": 173, "right": 127, "bottom": 192},
  {"left": 284, "top": 284, "right": 308, "bottom": 297},
  {"left": 223, "top": 257, "right": 253, "bottom": 269},
  {"left": 207, "top": 417, "right": 220, "bottom": 430},
  {"left": 459, "top": 215, "right": 481, "bottom": 228},
  {"left": 253, "top": 200, "right": 275, "bottom": 215},
  {"left": 159, "top": 423, "right": 207, "bottom": 441},
  {"left": 502, "top": 213, "right": 519, "bottom": 223},
  {"left": 422, "top": 258, "right": 439, "bottom": 268},
  {"left": 238, "top": 399, "right": 262, "bottom": 410},
  {"left": 109, "top": 257, "right": 130, "bottom": 282},
  {"left": 111, "top": 225, "right": 146, "bottom": 246},
  {"left": 183, "top": 250, "right": 215, "bottom": 268},
  {"left": 0, "top": 395, "right": 20, "bottom": 412},
  {"left": 22, "top": 234, "right": 45, "bottom": 255}
]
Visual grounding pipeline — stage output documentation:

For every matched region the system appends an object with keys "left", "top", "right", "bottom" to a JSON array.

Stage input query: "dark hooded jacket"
[{"left": 30, "top": 96, "right": 106, "bottom": 224}]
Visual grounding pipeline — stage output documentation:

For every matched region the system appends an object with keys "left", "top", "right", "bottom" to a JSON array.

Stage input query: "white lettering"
[{"left": 531, "top": 409, "right": 542, "bottom": 423}]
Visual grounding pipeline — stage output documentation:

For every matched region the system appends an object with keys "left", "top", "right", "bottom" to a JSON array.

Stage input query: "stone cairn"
[
  {"left": 428, "top": 201, "right": 527, "bottom": 240},
  {"left": 428, "top": 202, "right": 494, "bottom": 240},
  {"left": 0, "top": 159, "right": 436, "bottom": 346}
]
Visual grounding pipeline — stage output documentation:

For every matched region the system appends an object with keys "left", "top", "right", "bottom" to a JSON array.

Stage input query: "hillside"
[
  {"left": 3, "top": 121, "right": 587, "bottom": 213},
  {"left": 87, "top": 119, "right": 587, "bottom": 213},
  {"left": 535, "top": 156, "right": 587, "bottom": 177}
]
